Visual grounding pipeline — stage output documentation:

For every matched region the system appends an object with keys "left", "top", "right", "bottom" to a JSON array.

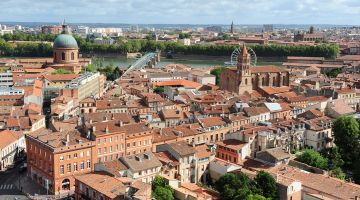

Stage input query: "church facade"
[
  {"left": 46, "top": 23, "right": 84, "bottom": 74},
  {"left": 220, "top": 45, "right": 290, "bottom": 95}
]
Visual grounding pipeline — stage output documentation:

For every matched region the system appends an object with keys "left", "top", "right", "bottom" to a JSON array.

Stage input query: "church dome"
[{"left": 53, "top": 34, "right": 78, "bottom": 49}]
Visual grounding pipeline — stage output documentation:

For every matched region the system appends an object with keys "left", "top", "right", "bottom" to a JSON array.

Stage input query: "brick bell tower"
[{"left": 237, "top": 45, "right": 253, "bottom": 94}]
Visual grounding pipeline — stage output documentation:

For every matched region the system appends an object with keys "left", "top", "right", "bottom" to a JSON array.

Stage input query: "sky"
[{"left": 0, "top": 0, "right": 360, "bottom": 25}]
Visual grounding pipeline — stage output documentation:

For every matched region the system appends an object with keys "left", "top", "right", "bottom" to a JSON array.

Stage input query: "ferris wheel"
[{"left": 227, "top": 46, "right": 257, "bottom": 67}]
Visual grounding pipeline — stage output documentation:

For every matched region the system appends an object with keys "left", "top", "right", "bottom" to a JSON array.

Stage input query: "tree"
[
  {"left": 154, "top": 87, "right": 164, "bottom": 94},
  {"left": 179, "top": 32, "right": 191, "bottom": 39},
  {"left": 296, "top": 149, "right": 328, "bottom": 169},
  {"left": 152, "top": 187, "right": 174, "bottom": 200},
  {"left": 332, "top": 116, "right": 360, "bottom": 167},
  {"left": 215, "top": 173, "right": 257, "bottom": 200},
  {"left": 52, "top": 68, "right": 73, "bottom": 75},
  {"left": 152, "top": 176, "right": 174, "bottom": 200},
  {"left": 330, "top": 167, "right": 346, "bottom": 180},
  {"left": 254, "top": 171, "right": 278, "bottom": 199},
  {"left": 210, "top": 67, "right": 226, "bottom": 85},
  {"left": 85, "top": 64, "right": 97, "bottom": 72},
  {"left": 246, "top": 194, "right": 268, "bottom": 200},
  {"left": 325, "top": 68, "right": 342, "bottom": 78}
]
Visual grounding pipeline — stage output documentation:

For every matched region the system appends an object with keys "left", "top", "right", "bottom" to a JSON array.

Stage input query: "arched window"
[
  {"left": 71, "top": 52, "right": 75, "bottom": 60},
  {"left": 273, "top": 77, "right": 276, "bottom": 86},
  {"left": 62, "top": 179, "right": 70, "bottom": 190},
  {"left": 62, "top": 52, "right": 66, "bottom": 60}
]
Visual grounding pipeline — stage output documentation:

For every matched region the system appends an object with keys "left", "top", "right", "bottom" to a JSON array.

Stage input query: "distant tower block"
[{"left": 230, "top": 21, "right": 234, "bottom": 34}]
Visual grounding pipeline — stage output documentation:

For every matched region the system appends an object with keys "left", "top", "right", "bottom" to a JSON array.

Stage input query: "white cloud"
[{"left": 0, "top": 0, "right": 359, "bottom": 24}]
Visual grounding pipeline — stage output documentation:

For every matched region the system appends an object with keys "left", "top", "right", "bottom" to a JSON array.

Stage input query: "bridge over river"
[{"left": 121, "top": 52, "right": 160, "bottom": 77}]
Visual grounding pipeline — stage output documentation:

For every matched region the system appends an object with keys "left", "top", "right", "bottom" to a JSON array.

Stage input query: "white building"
[
  {"left": 0, "top": 130, "right": 25, "bottom": 171},
  {"left": 0, "top": 72, "right": 13, "bottom": 87},
  {"left": 93, "top": 37, "right": 115, "bottom": 45}
]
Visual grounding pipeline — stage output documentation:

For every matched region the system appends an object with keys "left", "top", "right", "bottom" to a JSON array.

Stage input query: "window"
[
  {"left": 71, "top": 52, "right": 75, "bottom": 60},
  {"left": 80, "top": 152, "right": 84, "bottom": 157},
  {"left": 67, "top": 164, "right": 71, "bottom": 172},
  {"left": 87, "top": 160, "right": 91, "bottom": 169},
  {"left": 110, "top": 137, "right": 112, "bottom": 143},
  {"left": 87, "top": 151, "right": 90, "bottom": 157},
  {"left": 110, "top": 146, "right": 113, "bottom": 153},
  {"left": 74, "top": 153, "right": 77, "bottom": 159},
  {"left": 104, "top": 138, "right": 107, "bottom": 144},
  {"left": 60, "top": 165, "right": 64, "bottom": 174},
  {"left": 80, "top": 161, "right": 84, "bottom": 170},
  {"left": 144, "top": 140, "right": 147, "bottom": 145},
  {"left": 127, "top": 143, "right": 130, "bottom": 148},
  {"left": 62, "top": 52, "right": 66, "bottom": 60},
  {"left": 97, "top": 139, "right": 101, "bottom": 144},
  {"left": 98, "top": 148, "right": 101, "bottom": 154},
  {"left": 74, "top": 163, "right": 78, "bottom": 172},
  {"left": 133, "top": 142, "right": 136, "bottom": 147},
  {"left": 60, "top": 156, "right": 64, "bottom": 161},
  {"left": 104, "top": 147, "right": 107, "bottom": 153},
  {"left": 66, "top": 154, "right": 71, "bottom": 160},
  {"left": 116, "top": 144, "right": 119, "bottom": 151},
  {"left": 139, "top": 141, "right": 142, "bottom": 146}
]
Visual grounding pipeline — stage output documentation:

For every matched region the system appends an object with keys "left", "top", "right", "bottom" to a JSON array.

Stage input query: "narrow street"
[{"left": 0, "top": 163, "right": 29, "bottom": 200}]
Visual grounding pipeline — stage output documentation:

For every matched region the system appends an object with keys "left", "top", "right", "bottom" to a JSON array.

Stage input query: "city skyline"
[{"left": 1, "top": 0, "right": 360, "bottom": 25}]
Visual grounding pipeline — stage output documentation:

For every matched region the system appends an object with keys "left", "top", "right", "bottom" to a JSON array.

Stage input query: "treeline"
[
  {"left": 0, "top": 32, "right": 339, "bottom": 58},
  {"left": 0, "top": 39, "right": 52, "bottom": 57}
]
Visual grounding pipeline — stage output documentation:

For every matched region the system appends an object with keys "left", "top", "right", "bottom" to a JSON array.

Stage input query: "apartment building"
[
  {"left": 85, "top": 120, "right": 126, "bottom": 163},
  {"left": 26, "top": 128, "right": 97, "bottom": 194},
  {"left": 122, "top": 123, "right": 152, "bottom": 156},
  {"left": 0, "top": 130, "right": 25, "bottom": 171},
  {"left": 61, "top": 72, "right": 105, "bottom": 101}
]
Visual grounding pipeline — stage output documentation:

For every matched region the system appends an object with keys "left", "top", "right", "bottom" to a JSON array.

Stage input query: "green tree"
[
  {"left": 332, "top": 116, "right": 360, "bottom": 167},
  {"left": 153, "top": 87, "right": 164, "bottom": 94},
  {"left": 330, "top": 167, "right": 346, "bottom": 180},
  {"left": 215, "top": 173, "right": 256, "bottom": 200},
  {"left": 179, "top": 32, "right": 191, "bottom": 39},
  {"left": 52, "top": 68, "right": 73, "bottom": 75},
  {"left": 152, "top": 187, "right": 174, "bottom": 200},
  {"left": 85, "top": 64, "right": 97, "bottom": 72},
  {"left": 254, "top": 171, "right": 278, "bottom": 199},
  {"left": 210, "top": 67, "right": 226, "bottom": 85},
  {"left": 152, "top": 176, "right": 174, "bottom": 200},
  {"left": 246, "top": 194, "right": 268, "bottom": 200},
  {"left": 296, "top": 149, "right": 328, "bottom": 169}
]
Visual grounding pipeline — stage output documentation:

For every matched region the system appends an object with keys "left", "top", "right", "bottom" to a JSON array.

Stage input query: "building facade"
[{"left": 220, "top": 45, "right": 290, "bottom": 95}]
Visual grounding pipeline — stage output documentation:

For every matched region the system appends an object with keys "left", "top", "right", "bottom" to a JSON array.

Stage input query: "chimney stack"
[{"left": 105, "top": 126, "right": 109, "bottom": 133}]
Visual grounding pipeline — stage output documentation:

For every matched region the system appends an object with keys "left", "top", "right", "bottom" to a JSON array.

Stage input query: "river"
[{"left": 93, "top": 56, "right": 283, "bottom": 69}]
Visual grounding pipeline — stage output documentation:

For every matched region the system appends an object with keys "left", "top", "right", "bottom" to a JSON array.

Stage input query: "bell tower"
[{"left": 237, "top": 45, "right": 253, "bottom": 94}]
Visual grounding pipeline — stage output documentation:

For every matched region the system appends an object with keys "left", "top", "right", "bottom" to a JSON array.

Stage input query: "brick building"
[
  {"left": 26, "top": 129, "right": 97, "bottom": 195},
  {"left": 220, "top": 45, "right": 290, "bottom": 95}
]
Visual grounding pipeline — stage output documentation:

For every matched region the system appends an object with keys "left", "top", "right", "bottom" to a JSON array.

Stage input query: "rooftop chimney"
[{"left": 105, "top": 126, "right": 109, "bottom": 133}]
